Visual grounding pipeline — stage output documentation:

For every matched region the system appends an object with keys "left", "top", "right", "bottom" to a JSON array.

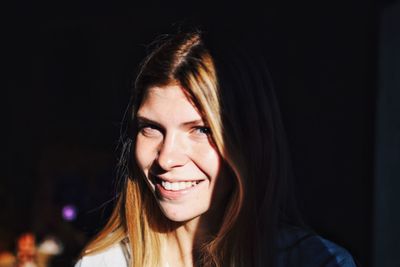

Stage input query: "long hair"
[{"left": 81, "top": 31, "right": 300, "bottom": 267}]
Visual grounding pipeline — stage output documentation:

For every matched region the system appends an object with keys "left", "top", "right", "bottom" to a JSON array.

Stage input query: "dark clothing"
[{"left": 277, "top": 226, "right": 356, "bottom": 267}]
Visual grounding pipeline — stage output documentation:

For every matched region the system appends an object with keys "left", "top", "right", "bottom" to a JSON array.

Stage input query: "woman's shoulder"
[
  {"left": 74, "top": 243, "right": 128, "bottom": 267},
  {"left": 277, "top": 225, "right": 357, "bottom": 267}
]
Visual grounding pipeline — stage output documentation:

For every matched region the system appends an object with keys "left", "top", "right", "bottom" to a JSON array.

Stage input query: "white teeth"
[
  {"left": 164, "top": 182, "right": 172, "bottom": 190},
  {"left": 161, "top": 180, "right": 199, "bottom": 191},
  {"left": 171, "top": 183, "right": 179, "bottom": 190},
  {"left": 179, "top": 182, "right": 186, "bottom": 189}
]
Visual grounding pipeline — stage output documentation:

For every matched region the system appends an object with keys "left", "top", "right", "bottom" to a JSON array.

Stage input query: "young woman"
[{"left": 75, "top": 31, "right": 356, "bottom": 267}]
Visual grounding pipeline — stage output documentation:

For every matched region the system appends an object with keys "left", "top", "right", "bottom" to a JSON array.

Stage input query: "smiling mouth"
[{"left": 154, "top": 176, "right": 205, "bottom": 191}]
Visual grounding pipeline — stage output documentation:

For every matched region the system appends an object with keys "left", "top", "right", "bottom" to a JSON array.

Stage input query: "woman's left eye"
[{"left": 193, "top": 126, "right": 211, "bottom": 136}]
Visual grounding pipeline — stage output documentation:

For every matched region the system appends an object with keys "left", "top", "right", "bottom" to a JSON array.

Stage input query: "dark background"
[{"left": 4, "top": 1, "right": 399, "bottom": 266}]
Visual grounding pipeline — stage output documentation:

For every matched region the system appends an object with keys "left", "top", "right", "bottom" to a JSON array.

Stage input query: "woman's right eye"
[{"left": 138, "top": 124, "right": 162, "bottom": 137}]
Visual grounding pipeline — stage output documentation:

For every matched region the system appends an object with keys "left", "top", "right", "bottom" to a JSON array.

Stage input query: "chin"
[{"left": 158, "top": 204, "right": 205, "bottom": 223}]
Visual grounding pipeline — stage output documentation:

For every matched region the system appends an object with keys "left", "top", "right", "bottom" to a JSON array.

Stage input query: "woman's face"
[{"left": 135, "top": 84, "right": 229, "bottom": 223}]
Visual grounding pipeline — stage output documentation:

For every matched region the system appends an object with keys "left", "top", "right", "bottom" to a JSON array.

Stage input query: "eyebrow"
[{"left": 136, "top": 116, "right": 205, "bottom": 128}]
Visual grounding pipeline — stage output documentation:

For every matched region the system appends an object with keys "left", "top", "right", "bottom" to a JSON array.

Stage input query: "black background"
[{"left": 4, "top": 1, "right": 383, "bottom": 266}]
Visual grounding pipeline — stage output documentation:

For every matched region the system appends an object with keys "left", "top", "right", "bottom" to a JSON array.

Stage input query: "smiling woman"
[
  {"left": 135, "top": 85, "right": 230, "bottom": 223},
  {"left": 74, "top": 31, "right": 357, "bottom": 267}
]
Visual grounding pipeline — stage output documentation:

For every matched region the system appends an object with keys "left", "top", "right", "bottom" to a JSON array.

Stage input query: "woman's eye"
[
  {"left": 139, "top": 125, "right": 162, "bottom": 137},
  {"left": 193, "top": 126, "right": 211, "bottom": 136}
]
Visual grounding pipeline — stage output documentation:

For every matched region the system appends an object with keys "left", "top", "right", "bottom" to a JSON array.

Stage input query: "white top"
[
  {"left": 74, "top": 243, "right": 170, "bottom": 267},
  {"left": 74, "top": 244, "right": 128, "bottom": 267}
]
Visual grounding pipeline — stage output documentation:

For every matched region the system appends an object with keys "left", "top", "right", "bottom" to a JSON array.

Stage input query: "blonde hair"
[{"left": 81, "top": 31, "right": 298, "bottom": 267}]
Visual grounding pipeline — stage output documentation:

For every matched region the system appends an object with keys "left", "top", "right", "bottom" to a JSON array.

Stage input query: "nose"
[{"left": 156, "top": 131, "right": 188, "bottom": 171}]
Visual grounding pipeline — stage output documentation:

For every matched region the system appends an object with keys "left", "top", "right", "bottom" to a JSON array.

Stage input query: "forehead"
[{"left": 137, "top": 85, "right": 203, "bottom": 122}]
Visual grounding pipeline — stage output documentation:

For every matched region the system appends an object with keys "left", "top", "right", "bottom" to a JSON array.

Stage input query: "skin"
[{"left": 135, "top": 84, "right": 231, "bottom": 266}]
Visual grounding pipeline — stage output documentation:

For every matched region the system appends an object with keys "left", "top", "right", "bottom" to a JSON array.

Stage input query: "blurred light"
[{"left": 62, "top": 204, "right": 77, "bottom": 221}]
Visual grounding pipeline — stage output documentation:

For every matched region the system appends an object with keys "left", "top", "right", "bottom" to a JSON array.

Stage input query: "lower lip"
[{"left": 155, "top": 181, "right": 204, "bottom": 200}]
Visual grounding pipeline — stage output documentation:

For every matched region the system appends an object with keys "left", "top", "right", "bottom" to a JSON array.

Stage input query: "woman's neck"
[
  {"left": 162, "top": 193, "right": 229, "bottom": 267},
  {"left": 164, "top": 215, "right": 217, "bottom": 267}
]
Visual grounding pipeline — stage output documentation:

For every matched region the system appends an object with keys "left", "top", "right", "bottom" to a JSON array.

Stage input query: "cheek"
[
  {"left": 192, "top": 144, "right": 221, "bottom": 180},
  {"left": 135, "top": 136, "right": 157, "bottom": 172}
]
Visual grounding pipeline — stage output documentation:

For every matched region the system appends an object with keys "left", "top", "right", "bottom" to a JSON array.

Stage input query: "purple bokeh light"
[{"left": 62, "top": 204, "right": 77, "bottom": 221}]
